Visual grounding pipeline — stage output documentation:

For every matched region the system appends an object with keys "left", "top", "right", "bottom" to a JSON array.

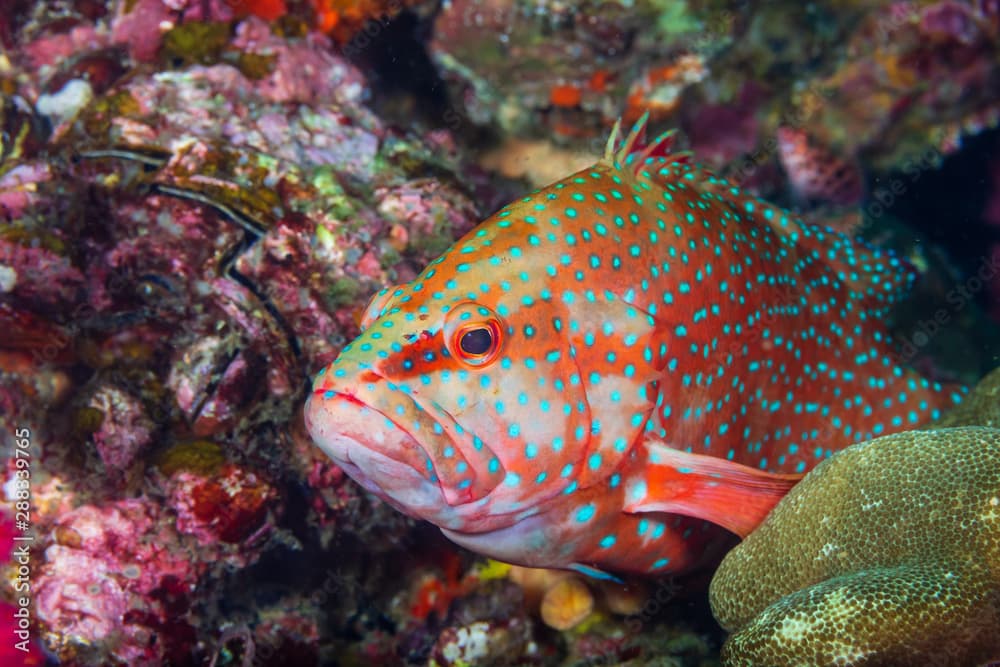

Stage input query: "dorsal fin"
[{"left": 603, "top": 112, "right": 686, "bottom": 175}]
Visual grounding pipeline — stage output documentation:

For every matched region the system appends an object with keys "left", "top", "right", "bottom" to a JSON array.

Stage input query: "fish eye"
[
  {"left": 460, "top": 327, "right": 494, "bottom": 356},
  {"left": 452, "top": 320, "right": 502, "bottom": 366},
  {"left": 444, "top": 301, "right": 505, "bottom": 367}
]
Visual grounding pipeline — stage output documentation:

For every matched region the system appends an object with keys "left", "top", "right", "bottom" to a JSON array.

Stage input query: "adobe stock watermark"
[
  {"left": 896, "top": 250, "right": 1000, "bottom": 361},
  {"left": 9, "top": 426, "right": 35, "bottom": 656}
]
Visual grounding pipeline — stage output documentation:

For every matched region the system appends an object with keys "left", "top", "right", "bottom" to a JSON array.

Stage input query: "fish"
[
  {"left": 776, "top": 126, "right": 864, "bottom": 208},
  {"left": 304, "top": 115, "right": 965, "bottom": 576}
]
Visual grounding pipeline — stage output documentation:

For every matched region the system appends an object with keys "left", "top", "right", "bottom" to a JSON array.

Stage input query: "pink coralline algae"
[
  {"left": 0, "top": 238, "right": 84, "bottom": 309},
  {"left": 0, "top": 162, "right": 53, "bottom": 222},
  {"left": 35, "top": 501, "right": 201, "bottom": 665},
  {"left": 109, "top": 0, "right": 181, "bottom": 62},
  {"left": 229, "top": 18, "right": 364, "bottom": 105},
  {"left": 918, "top": 1, "right": 994, "bottom": 46},
  {"left": 84, "top": 383, "right": 155, "bottom": 472}
]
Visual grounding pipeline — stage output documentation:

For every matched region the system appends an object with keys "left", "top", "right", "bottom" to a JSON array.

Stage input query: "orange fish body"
[{"left": 305, "top": 117, "right": 964, "bottom": 576}]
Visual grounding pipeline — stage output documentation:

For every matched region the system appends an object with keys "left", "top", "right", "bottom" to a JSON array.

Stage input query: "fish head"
[{"left": 305, "top": 184, "right": 666, "bottom": 534}]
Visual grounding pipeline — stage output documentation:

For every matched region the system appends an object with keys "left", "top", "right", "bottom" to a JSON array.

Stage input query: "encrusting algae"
[{"left": 710, "top": 366, "right": 1000, "bottom": 667}]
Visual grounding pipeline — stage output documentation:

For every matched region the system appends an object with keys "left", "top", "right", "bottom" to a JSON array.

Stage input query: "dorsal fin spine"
[{"left": 603, "top": 112, "right": 684, "bottom": 176}]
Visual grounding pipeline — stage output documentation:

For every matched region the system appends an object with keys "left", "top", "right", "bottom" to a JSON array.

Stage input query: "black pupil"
[{"left": 460, "top": 327, "right": 493, "bottom": 356}]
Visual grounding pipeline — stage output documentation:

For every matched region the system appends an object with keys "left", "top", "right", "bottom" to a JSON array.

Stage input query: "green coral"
[
  {"left": 307, "top": 166, "right": 357, "bottom": 220},
  {"left": 710, "top": 367, "right": 1000, "bottom": 666},
  {"left": 647, "top": 0, "right": 702, "bottom": 39},
  {"left": 233, "top": 51, "right": 277, "bottom": 80}
]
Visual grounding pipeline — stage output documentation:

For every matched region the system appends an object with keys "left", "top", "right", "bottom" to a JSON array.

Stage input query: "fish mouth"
[
  {"left": 304, "top": 391, "right": 458, "bottom": 523},
  {"left": 304, "top": 378, "right": 505, "bottom": 528},
  {"left": 304, "top": 388, "right": 457, "bottom": 525}
]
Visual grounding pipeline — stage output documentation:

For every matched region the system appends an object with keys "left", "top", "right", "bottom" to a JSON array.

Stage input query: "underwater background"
[{"left": 1, "top": 0, "right": 999, "bottom": 665}]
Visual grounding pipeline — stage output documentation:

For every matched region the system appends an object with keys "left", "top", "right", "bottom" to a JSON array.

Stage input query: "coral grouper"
[{"left": 304, "top": 115, "right": 965, "bottom": 576}]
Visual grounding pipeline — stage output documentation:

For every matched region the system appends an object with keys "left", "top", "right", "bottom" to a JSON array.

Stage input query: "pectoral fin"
[{"left": 624, "top": 440, "right": 803, "bottom": 538}]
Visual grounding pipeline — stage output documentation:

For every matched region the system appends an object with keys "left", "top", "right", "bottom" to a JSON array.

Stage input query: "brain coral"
[{"left": 709, "top": 367, "right": 1000, "bottom": 667}]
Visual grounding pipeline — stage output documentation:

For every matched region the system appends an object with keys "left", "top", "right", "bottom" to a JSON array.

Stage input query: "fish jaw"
[
  {"left": 441, "top": 511, "right": 576, "bottom": 569},
  {"left": 304, "top": 389, "right": 464, "bottom": 527}
]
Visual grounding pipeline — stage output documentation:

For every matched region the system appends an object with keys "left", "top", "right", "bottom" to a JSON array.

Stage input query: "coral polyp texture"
[{"left": 710, "top": 367, "right": 1000, "bottom": 667}]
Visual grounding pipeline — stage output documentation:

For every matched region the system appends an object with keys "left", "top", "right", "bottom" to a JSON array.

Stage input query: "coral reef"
[
  {"left": 312, "top": 0, "right": 434, "bottom": 43},
  {"left": 429, "top": 1, "right": 718, "bottom": 140},
  {"left": 1, "top": 2, "right": 483, "bottom": 664},
  {"left": 0, "top": 0, "right": 997, "bottom": 665},
  {"left": 35, "top": 500, "right": 202, "bottom": 665},
  {"left": 710, "top": 367, "right": 1000, "bottom": 667}
]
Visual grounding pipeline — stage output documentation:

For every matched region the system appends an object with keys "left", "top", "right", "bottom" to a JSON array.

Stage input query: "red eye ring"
[
  {"left": 444, "top": 302, "right": 505, "bottom": 368},
  {"left": 454, "top": 320, "right": 502, "bottom": 365}
]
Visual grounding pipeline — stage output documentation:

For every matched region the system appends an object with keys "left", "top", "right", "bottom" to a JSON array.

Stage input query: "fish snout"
[{"left": 304, "top": 388, "right": 458, "bottom": 525}]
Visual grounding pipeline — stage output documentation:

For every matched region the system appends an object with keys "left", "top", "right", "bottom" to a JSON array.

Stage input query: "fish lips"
[
  {"left": 307, "top": 385, "right": 596, "bottom": 540},
  {"left": 305, "top": 388, "right": 482, "bottom": 530}
]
